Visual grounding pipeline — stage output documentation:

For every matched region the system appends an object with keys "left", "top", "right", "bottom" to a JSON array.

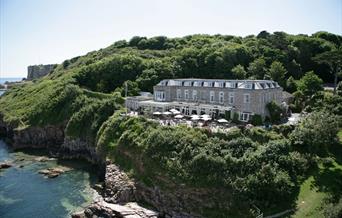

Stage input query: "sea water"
[
  {"left": 0, "top": 140, "right": 98, "bottom": 218},
  {"left": 0, "top": 77, "right": 23, "bottom": 96}
]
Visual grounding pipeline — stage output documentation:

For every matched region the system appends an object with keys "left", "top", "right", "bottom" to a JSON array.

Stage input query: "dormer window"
[
  {"left": 184, "top": 81, "right": 192, "bottom": 87},
  {"left": 203, "top": 81, "right": 209, "bottom": 87},
  {"left": 244, "top": 83, "right": 252, "bottom": 89},
  {"left": 226, "top": 82, "right": 236, "bottom": 88},
  {"left": 193, "top": 81, "right": 201, "bottom": 87}
]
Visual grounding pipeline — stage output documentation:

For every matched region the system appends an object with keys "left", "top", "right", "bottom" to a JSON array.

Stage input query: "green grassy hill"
[{"left": 0, "top": 32, "right": 341, "bottom": 217}]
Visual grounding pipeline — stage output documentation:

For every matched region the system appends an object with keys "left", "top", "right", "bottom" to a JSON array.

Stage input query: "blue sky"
[{"left": 0, "top": 0, "right": 341, "bottom": 77}]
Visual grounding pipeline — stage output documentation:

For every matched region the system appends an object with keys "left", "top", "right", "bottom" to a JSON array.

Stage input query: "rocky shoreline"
[{"left": 0, "top": 118, "right": 205, "bottom": 218}]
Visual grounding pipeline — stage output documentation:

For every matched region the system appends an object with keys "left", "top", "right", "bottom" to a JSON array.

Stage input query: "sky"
[{"left": 0, "top": 0, "right": 341, "bottom": 78}]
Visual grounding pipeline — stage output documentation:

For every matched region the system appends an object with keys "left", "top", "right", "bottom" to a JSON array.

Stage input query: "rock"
[
  {"left": 84, "top": 198, "right": 158, "bottom": 218},
  {"left": 19, "top": 165, "right": 24, "bottom": 168},
  {"left": 0, "top": 161, "right": 12, "bottom": 169},
  {"left": 71, "top": 211, "right": 86, "bottom": 218},
  {"left": 35, "top": 156, "right": 56, "bottom": 162},
  {"left": 38, "top": 167, "right": 70, "bottom": 178},
  {"left": 47, "top": 173, "right": 59, "bottom": 178},
  {"left": 93, "top": 183, "right": 104, "bottom": 193},
  {"left": 104, "top": 164, "right": 136, "bottom": 203}
]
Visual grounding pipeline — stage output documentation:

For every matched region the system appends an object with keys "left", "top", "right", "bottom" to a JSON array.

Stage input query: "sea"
[
  {"left": 0, "top": 140, "right": 98, "bottom": 218},
  {"left": 0, "top": 76, "right": 99, "bottom": 217},
  {"left": 0, "top": 77, "right": 23, "bottom": 96}
]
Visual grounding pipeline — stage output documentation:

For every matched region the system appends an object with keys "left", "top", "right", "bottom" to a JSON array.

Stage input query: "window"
[
  {"left": 192, "top": 90, "right": 198, "bottom": 101},
  {"left": 214, "top": 82, "right": 224, "bottom": 88},
  {"left": 210, "top": 91, "right": 215, "bottom": 103},
  {"left": 219, "top": 92, "right": 224, "bottom": 103},
  {"left": 244, "top": 94, "right": 250, "bottom": 103},
  {"left": 203, "top": 81, "right": 213, "bottom": 87},
  {"left": 229, "top": 92, "right": 234, "bottom": 104},
  {"left": 155, "top": 91, "right": 165, "bottom": 101},
  {"left": 175, "top": 81, "right": 182, "bottom": 86},
  {"left": 184, "top": 81, "right": 192, "bottom": 86},
  {"left": 239, "top": 112, "right": 250, "bottom": 122},
  {"left": 177, "top": 89, "right": 181, "bottom": 100},
  {"left": 184, "top": 90, "right": 189, "bottom": 99},
  {"left": 226, "top": 82, "right": 236, "bottom": 88},
  {"left": 244, "top": 83, "right": 252, "bottom": 89}
]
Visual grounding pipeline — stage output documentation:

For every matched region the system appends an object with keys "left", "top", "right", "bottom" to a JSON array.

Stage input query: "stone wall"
[{"left": 27, "top": 64, "right": 57, "bottom": 80}]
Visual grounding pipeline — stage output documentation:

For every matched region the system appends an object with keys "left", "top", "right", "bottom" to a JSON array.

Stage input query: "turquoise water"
[{"left": 0, "top": 140, "right": 99, "bottom": 218}]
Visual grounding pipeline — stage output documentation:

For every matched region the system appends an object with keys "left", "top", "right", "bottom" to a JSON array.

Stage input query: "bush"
[
  {"left": 324, "top": 198, "right": 342, "bottom": 218},
  {"left": 232, "top": 112, "right": 239, "bottom": 123},
  {"left": 290, "top": 111, "right": 341, "bottom": 154},
  {"left": 266, "top": 101, "right": 283, "bottom": 123},
  {"left": 251, "top": 114, "right": 263, "bottom": 126}
]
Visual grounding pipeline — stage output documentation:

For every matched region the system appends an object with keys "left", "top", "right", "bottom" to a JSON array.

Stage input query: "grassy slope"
[{"left": 291, "top": 129, "right": 342, "bottom": 218}]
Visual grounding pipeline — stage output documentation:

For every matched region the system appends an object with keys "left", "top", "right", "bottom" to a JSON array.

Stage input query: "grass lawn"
[
  {"left": 291, "top": 176, "right": 328, "bottom": 218},
  {"left": 291, "top": 130, "right": 342, "bottom": 217}
]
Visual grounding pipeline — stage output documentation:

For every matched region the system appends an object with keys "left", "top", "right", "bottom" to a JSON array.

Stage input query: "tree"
[
  {"left": 231, "top": 64, "right": 247, "bottom": 79},
  {"left": 267, "top": 61, "right": 287, "bottom": 86},
  {"left": 286, "top": 76, "right": 297, "bottom": 93},
  {"left": 313, "top": 47, "right": 342, "bottom": 94},
  {"left": 247, "top": 57, "right": 267, "bottom": 79},
  {"left": 266, "top": 101, "right": 283, "bottom": 123},
  {"left": 296, "top": 71, "right": 323, "bottom": 97},
  {"left": 290, "top": 111, "right": 340, "bottom": 154}
]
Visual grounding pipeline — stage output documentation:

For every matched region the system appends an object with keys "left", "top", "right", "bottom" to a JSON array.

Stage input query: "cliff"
[{"left": 27, "top": 64, "right": 57, "bottom": 80}]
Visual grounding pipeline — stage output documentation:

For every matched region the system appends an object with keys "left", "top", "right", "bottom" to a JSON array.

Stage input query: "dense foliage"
[
  {"left": 96, "top": 114, "right": 310, "bottom": 214},
  {"left": 0, "top": 31, "right": 341, "bottom": 217}
]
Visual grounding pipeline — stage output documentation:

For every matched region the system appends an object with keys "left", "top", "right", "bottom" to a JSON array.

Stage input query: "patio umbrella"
[
  {"left": 201, "top": 114, "right": 210, "bottom": 118},
  {"left": 217, "top": 118, "right": 228, "bottom": 123},
  {"left": 201, "top": 117, "right": 211, "bottom": 121},
  {"left": 163, "top": 111, "right": 172, "bottom": 115},
  {"left": 191, "top": 115, "right": 200, "bottom": 121},
  {"left": 174, "top": 115, "right": 184, "bottom": 119},
  {"left": 153, "top": 111, "right": 162, "bottom": 115}
]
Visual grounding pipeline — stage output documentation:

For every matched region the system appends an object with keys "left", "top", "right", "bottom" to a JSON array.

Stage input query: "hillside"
[{"left": 0, "top": 31, "right": 341, "bottom": 217}]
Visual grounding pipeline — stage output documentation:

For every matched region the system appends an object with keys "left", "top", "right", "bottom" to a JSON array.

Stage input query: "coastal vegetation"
[{"left": 0, "top": 31, "right": 341, "bottom": 217}]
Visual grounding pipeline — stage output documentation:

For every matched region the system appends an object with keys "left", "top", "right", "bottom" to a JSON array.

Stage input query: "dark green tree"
[
  {"left": 231, "top": 64, "right": 247, "bottom": 79},
  {"left": 313, "top": 47, "right": 342, "bottom": 94},
  {"left": 267, "top": 61, "right": 287, "bottom": 86},
  {"left": 247, "top": 57, "right": 267, "bottom": 79},
  {"left": 296, "top": 71, "right": 323, "bottom": 96}
]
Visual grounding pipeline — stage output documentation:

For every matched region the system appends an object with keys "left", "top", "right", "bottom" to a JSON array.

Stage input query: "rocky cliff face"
[
  {"left": 0, "top": 117, "right": 222, "bottom": 218},
  {"left": 101, "top": 164, "right": 217, "bottom": 218},
  {"left": 27, "top": 64, "right": 57, "bottom": 80},
  {"left": 0, "top": 118, "right": 102, "bottom": 165}
]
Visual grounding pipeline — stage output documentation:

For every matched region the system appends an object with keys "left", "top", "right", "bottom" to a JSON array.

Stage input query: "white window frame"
[
  {"left": 192, "top": 90, "right": 198, "bottom": 101},
  {"left": 210, "top": 91, "right": 215, "bottom": 103},
  {"left": 155, "top": 91, "right": 165, "bottom": 101},
  {"left": 239, "top": 112, "right": 250, "bottom": 122},
  {"left": 244, "top": 93, "right": 250, "bottom": 103},
  {"left": 219, "top": 91, "right": 224, "bottom": 104},
  {"left": 184, "top": 90, "right": 189, "bottom": 100},
  {"left": 177, "top": 89, "right": 181, "bottom": 100},
  {"left": 229, "top": 92, "right": 234, "bottom": 104}
]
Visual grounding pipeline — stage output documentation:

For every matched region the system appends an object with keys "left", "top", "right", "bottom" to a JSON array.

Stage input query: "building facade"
[{"left": 126, "top": 79, "right": 283, "bottom": 122}]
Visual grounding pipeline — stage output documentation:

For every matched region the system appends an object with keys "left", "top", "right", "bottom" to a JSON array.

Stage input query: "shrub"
[
  {"left": 251, "top": 114, "right": 263, "bottom": 126},
  {"left": 266, "top": 101, "right": 283, "bottom": 123},
  {"left": 290, "top": 111, "right": 341, "bottom": 154},
  {"left": 232, "top": 112, "right": 239, "bottom": 123}
]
